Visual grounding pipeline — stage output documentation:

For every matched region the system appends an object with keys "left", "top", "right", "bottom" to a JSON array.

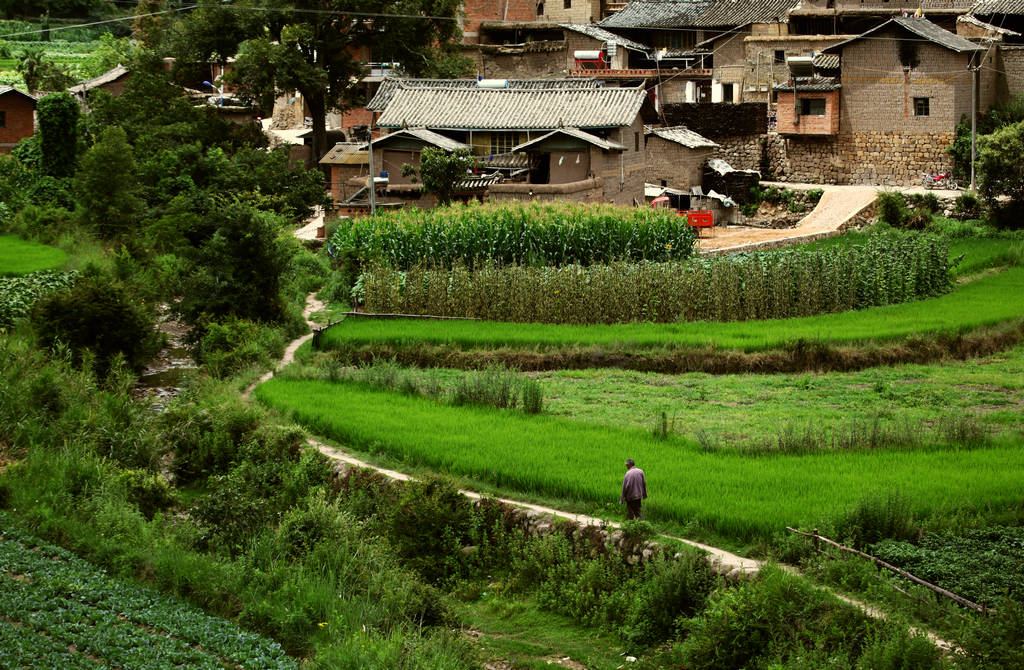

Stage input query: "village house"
[
  {"left": 362, "top": 81, "right": 650, "bottom": 206},
  {"left": 771, "top": 16, "right": 993, "bottom": 185},
  {"left": 643, "top": 125, "right": 718, "bottom": 191},
  {"left": 68, "top": 64, "right": 131, "bottom": 104},
  {"left": 0, "top": 86, "right": 36, "bottom": 154}
]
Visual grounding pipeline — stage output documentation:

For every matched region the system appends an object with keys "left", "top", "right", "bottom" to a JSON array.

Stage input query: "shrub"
[
  {"left": 31, "top": 274, "right": 161, "bottom": 376},
  {"left": 876, "top": 192, "right": 908, "bottom": 228},
  {"left": 953, "top": 191, "right": 982, "bottom": 220},
  {"left": 195, "top": 316, "right": 285, "bottom": 378},
  {"left": 620, "top": 551, "right": 716, "bottom": 647},
  {"left": 834, "top": 490, "right": 918, "bottom": 549},
  {"left": 386, "top": 476, "right": 472, "bottom": 584}
]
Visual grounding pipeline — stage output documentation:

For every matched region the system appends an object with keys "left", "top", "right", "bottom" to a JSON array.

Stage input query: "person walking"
[{"left": 620, "top": 458, "right": 647, "bottom": 520}]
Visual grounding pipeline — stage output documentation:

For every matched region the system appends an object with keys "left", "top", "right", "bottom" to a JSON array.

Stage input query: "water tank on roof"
[
  {"left": 477, "top": 79, "right": 509, "bottom": 88},
  {"left": 787, "top": 56, "right": 815, "bottom": 78},
  {"left": 574, "top": 50, "right": 604, "bottom": 60}
]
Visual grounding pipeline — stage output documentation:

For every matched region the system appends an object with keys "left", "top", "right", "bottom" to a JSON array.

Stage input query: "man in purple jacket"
[{"left": 620, "top": 458, "right": 648, "bottom": 520}]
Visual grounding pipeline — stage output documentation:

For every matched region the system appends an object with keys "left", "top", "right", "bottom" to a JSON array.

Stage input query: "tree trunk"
[{"left": 306, "top": 90, "right": 328, "bottom": 175}]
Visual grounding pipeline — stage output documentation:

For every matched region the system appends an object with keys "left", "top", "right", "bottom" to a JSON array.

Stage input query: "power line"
[{"left": 0, "top": 5, "right": 196, "bottom": 39}]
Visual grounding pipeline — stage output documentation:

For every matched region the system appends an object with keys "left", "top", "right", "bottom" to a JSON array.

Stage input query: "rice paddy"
[
  {"left": 0, "top": 235, "right": 67, "bottom": 276},
  {"left": 256, "top": 378, "right": 1024, "bottom": 541}
]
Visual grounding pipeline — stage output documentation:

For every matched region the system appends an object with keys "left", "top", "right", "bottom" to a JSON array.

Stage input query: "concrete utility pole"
[
  {"left": 367, "top": 125, "right": 377, "bottom": 215},
  {"left": 970, "top": 61, "right": 979, "bottom": 191}
]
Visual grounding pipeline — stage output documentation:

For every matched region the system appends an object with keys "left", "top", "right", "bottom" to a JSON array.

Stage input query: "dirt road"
[{"left": 698, "top": 184, "right": 878, "bottom": 255}]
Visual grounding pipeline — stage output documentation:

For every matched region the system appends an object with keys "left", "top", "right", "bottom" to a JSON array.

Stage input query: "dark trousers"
[{"left": 626, "top": 498, "right": 643, "bottom": 520}]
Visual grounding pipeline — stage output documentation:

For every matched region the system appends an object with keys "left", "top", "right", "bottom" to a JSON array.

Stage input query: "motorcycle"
[{"left": 922, "top": 171, "right": 958, "bottom": 190}]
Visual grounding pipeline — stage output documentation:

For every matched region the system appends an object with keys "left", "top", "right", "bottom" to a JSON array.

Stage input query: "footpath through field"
[
  {"left": 253, "top": 205, "right": 958, "bottom": 653},
  {"left": 698, "top": 184, "right": 877, "bottom": 255}
]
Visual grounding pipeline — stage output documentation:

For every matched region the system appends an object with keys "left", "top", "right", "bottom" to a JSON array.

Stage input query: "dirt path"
[
  {"left": 698, "top": 184, "right": 877, "bottom": 255},
  {"left": 241, "top": 292, "right": 324, "bottom": 400}
]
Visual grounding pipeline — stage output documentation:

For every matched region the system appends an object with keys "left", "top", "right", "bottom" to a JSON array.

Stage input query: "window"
[
  {"left": 774, "top": 50, "right": 785, "bottom": 64},
  {"left": 914, "top": 97, "right": 930, "bottom": 116},
  {"left": 0, "top": 111, "right": 5, "bottom": 128},
  {"left": 536, "top": 1, "right": 543, "bottom": 13},
  {"left": 489, "top": 131, "right": 518, "bottom": 155},
  {"left": 563, "top": 0, "right": 570, "bottom": 8},
  {"left": 722, "top": 83, "right": 734, "bottom": 102},
  {"left": 800, "top": 98, "right": 826, "bottom": 116},
  {"left": 634, "top": 132, "right": 640, "bottom": 152}
]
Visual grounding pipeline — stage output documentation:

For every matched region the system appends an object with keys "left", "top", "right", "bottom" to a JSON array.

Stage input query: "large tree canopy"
[{"left": 169, "top": 0, "right": 468, "bottom": 164}]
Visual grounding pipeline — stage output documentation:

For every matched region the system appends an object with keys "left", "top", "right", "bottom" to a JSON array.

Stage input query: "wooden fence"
[{"left": 786, "top": 527, "right": 992, "bottom": 616}]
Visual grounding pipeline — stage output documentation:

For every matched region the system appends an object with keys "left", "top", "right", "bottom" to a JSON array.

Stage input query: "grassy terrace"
[
  {"left": 256, "top": 378, "right": 1024, "bottom": 542},
  {"left": 0, "top": 234, "right": 67, "bottom": 276},
  {"left": 319, "top": 265, "right": 1024, "bottom": 354}
]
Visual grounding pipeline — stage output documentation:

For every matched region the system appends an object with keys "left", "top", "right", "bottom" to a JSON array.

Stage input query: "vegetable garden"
[{"left": 0, "top": 516, "right": 295, "bottom": 669}]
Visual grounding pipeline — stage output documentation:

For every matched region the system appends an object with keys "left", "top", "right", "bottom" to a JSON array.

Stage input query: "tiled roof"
[
  {"left": 319, "top": 142, "right": 369, "bottom": 166},
  {"left": 366, "top": 77, "right": 601, "bottom": 111},
  {"left": 560, "top": 24, "right": 649, "bottom": 51},
  {"left": 0, "top": 85, "right": 37, "bottom": 102},
  {"left": 69, "top": 65, "right": 129, "bottom": 94},
  {"left": 958, "top": 13, "right": 1022, "bottom": 35},
  {"left": 369, "top": 127, "right": 470, "bottom": 152},
  {"left": 376, "top": 86, "right": 647, "bottom": 130},
  {"left": 812, "top": 53, "right": 840, "bottom": 70},
  {"left": 646, "top": 125, "right": 718, "bottom": 149},
  {"left": 456, "top": 171, "right": 504, "bottom": 191},
  {"left": 600, "top": 0, "right": 797, "bottom": 30},
  {"left": 512, "top": 127, "right": 626, "bottom": 152},
  {"left": 972, "top": 0, "right": 1024, "bottom": 13},
  {"left": 774, "top": 76, "right": 841, "bottom": 92},
  {"left": 823, "top": 17, "right": 983, "bottom": 54}
]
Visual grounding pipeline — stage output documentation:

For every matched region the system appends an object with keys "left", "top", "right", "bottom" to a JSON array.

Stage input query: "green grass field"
[
  {"left": 0, "top": 234, "right": 67, "bottom": 276},
  {"left": 256, "top": 378, "right": 1024, "bottom": 541},
  {"left": 319, "top": 265, "right": 1024, "bottom": 354}
]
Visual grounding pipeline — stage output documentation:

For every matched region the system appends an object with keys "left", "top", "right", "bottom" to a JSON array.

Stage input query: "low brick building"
[
  {"left": 0, "top": 86, "right": 36, "bottom": 154},
  {"left": 775, "top": 78, "right": 841, "bottom": 135},
  {"left": 644, "top": 125, "right": 718, "bottom": 191},
  {"left": 69, "top": 65, "right": 131, "bottom": 103}
]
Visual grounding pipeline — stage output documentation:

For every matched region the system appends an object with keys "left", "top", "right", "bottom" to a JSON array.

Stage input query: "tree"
[
  {"left": 16, "top": 46, "right": 74, "bottom": 94},
  {"left": 976, "top": 120, "right": 1024, "bottom": 205},
  {"left": 36, "top": 91, "right": 79, "bottom": 178},
  {"left": 170, "top": 0, "right": 467, "bottom": 165},
  {"left": 176, "top": 201, "right": 293, "bottom": 327},
  {"left": 74, "top": 126, "right": 145, "bottom": 237},
  {"left": 416, "top": 147, "right": 474, "bottom": 206}
]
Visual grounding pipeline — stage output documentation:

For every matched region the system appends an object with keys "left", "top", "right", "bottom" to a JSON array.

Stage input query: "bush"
[
  {"left": 833, "top": 490, "right": 918, "bottom": 549},
  {"left": 195, "top": 316, "right": 286, "bottom": 378},
  {"left": 31, "top": 274, "right": 161, "bottom": 376},
  {"left": 876, "top": 192, "right": 908, "bottom": 228},
  {"left": 620, "top": 551, "right": 716, "bottom": 647},
  {"left": 953, "top": 191, "right": 982, "bottom": 220},
  {"left": 386, "top": 476, "right": 472, "bottom": 584}
]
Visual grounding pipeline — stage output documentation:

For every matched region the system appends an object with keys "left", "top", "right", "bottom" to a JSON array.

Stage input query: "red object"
[
  {"left": 650, "top": 196, "right": 670, "bottom": 206},
  {"left": 679, "top": 210, "right": 713, "bottom": 237}
]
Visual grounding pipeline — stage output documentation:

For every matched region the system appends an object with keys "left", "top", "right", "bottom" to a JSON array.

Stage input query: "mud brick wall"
[
  {"left": 662, "top": 102, "right": 768, "bottom": 138},
  {"left": 644, "top": 136, "right": 716, "bottom": 191},
  {"left": 461, "top": 41, "right": 568, "bottom": 79}
]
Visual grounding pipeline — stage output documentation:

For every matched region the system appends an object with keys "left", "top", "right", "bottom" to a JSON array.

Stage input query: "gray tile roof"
[
  {"left": 512, "top": 127, "right": 627, "bottom": 152},
  {"left": 646, "top": 125, "right": 718, "bottom": 148},
  {"left": 319, "top": 142, "right": 369, "bottom": 165},
  {"left": 774, "top": 76, "right": 841, "bottom": 92},
  {"left": 823, "top": 17, "right": 983, "bottom": 54},
  {"left": 812, "top": 54, "right": 840, "bottom": 70},
  {"left": 972, "top": 0, "right": 1024, "bottom": 14},
  {"left": 0, "top": 85, "right": 37, "bottom": 102},
  {"left": 69, "top": 64, "right": 129, "bottom": 95},
  {"left": 376, "top": 85, "right": 647, "bottom": 130},
  {"left": 369, "top": 127, "right": 471, "bottom": 152},
  {"left": 959, "top": 13, "right": 1022, "bottom": 35},
  {"left": 560, "top": 24, "right": 649, "bottom": 51},
  {"left": 366, "top": 77, "right": 602, "bottom": 112},
  {"left": 600, "top": 0, "right": 797, "bottom": 30}
]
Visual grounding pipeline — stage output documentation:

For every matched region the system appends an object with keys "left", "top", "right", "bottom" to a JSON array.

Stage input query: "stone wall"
[
  {"left": 714, "top": 134, "right": 764, "bottom": 172},
  {"left": 766, "top": 131, "right": 955, "bottom": 185}
]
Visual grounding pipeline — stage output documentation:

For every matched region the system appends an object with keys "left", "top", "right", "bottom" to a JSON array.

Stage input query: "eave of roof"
[
  {"left": 68, "top": 64, "right": 129, "bottom": 94},
  {"left": 560, "top": 23, "right": 650, "bottom": 51},
  {"left": 646, "top": 125, "right": 718, "bottom": 149},
  {"left": 512, "top": 127, "right": 626, "bottom": 152},
  {"left": 367, "top": 127, "right": 471, "bottom": 152},
  {"left": 0, "top": 85, "right": 37, "bottom": 103},
  {"left": 366, "top": 77, "right": 603, "bottom": 112},
  {"left": 822, "top": 17, "right": 983, "bottom": 55}
]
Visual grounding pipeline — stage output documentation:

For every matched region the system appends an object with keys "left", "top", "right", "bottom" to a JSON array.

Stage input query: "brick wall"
[
  {"left": 644, "top": 136, "right": 715, "bottom": 191},
  {"left": 600, "top": 116, "right": 647, "bottom": 204},
  {"left": 662, "top": 102, "right": 768, "bottom": 137},
  {"left": 712, "top": 27, "right": 749, "bottom": 89},
  {"left": 564, "top": 33, "right": 629, "bottom": 70},
  {"left": 0, "top": 92, "right": 35, "bottom": 153},
  {"left": 776, "top": 90, "right": 840, "bottom": 135},
  {"left": 538, "top": 0, "right": 601, "bottom": 25},
  {"left": 743, "top": 35, "right": 852, "bottom": 103},
  {"left": 999, "top": 46, "right": 1024, "bottom": 101},
  {"left": 462, "top": 0, "right": 535, "bottom": 42},
  {"left": 839, "top": 36, "right": 973, "bottom": 134}
]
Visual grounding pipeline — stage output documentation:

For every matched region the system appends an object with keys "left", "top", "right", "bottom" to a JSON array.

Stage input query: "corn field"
[
  {"left": 330, "top": 201, "right": 697, "bottom": 270},
  {"left": 358, "top": 234, "right": 951, "bottom": 324}
]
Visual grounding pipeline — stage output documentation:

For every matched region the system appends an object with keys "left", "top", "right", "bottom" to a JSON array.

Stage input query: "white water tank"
[
  {"left": 477, "top": 79, "right": 509, "bottom": 88},
  {"left": 573, "top": 50, "right": 604, "bottom": 60}
]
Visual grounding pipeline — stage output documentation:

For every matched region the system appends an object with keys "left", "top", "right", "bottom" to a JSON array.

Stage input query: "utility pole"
[
  {"left": 367, "top": 124, "right": 377, "bottom": 215},
  {"left": 970, "top": 60, "right": 979, "bottom": 191}
]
